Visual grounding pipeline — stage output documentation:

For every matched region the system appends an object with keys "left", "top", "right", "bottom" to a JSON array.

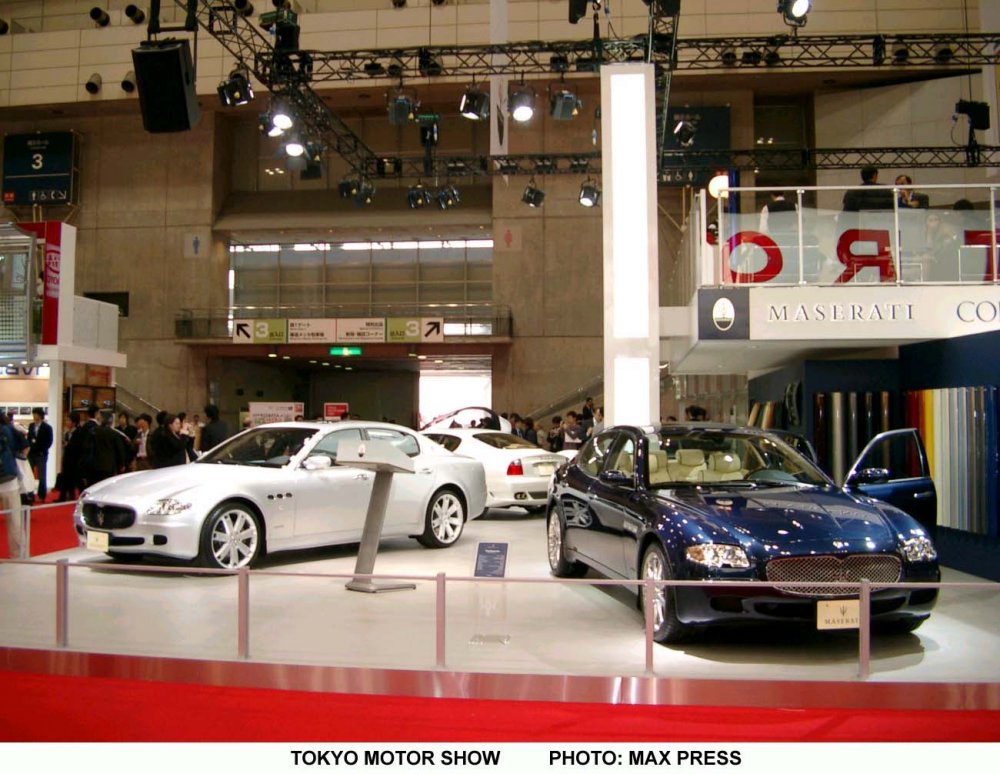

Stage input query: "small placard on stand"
[{"left": 469, "top": 541, "right": 510, "bottom": 645}]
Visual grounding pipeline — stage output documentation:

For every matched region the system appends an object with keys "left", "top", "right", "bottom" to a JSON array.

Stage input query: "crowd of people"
[{"left": 498, "top": 397, "right": 605, "bottom": 453}]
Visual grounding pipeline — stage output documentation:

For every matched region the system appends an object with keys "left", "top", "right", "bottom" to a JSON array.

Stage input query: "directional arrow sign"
[
  {"left": 422, "top": 318, "right": 444, "bottom": 342},
  {"left": 233, "top": 320, "right": 253, "bottom": 343}
]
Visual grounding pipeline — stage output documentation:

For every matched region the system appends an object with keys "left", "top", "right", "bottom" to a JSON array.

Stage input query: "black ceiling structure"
[{"left": 178, "top": 1, "right": 1000, "bottom": 179}]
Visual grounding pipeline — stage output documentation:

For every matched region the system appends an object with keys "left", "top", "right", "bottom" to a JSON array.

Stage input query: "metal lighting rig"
[{"left": 176, "top": 1, "right": 1000, "bottom": 179}]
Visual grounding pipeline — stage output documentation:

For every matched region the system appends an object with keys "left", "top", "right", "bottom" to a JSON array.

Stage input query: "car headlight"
[
  {"left": 900, "top": 536, "right": 937, "bottom": 562},
  {"left": 686, "top": 543, "right": 750, "bottom": 569},
  {"left": 144, "top": 498, "right": 192, "bottom": 517}
]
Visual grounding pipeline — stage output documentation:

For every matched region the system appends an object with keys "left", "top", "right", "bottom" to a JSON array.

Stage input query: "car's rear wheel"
[
  {"left": 873, "top": 616, "right": 927, "bottom": 635},
  {"left": 639, "top": 543, "right": 689, "bottom": 643},
  {"left": 417, "top": 488, "right": 465, "bottom": 548},
  {"left": 547, "top": 507, "right": 587, "bottom": 577},
  {"left": 198, "top": 501, "right": 264, "bottom": 569}
]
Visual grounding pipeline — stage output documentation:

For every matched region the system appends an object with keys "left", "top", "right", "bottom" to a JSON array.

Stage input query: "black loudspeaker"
[{"left": 131, "top": 39, "right": 200, "bottom": 133}]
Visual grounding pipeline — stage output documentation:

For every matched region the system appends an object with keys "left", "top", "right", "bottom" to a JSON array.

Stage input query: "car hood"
[
  {"left": 81, "top": 462, "right": 277, "bottom": 505},
  {"left": 659, "top": 485, "right": 897, "bottom": 550}
]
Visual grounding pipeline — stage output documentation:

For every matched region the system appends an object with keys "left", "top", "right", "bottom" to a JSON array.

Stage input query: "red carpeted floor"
[
  {"left": 0, "top": 500, "right": 77, "bottom": 559},
  {"left": 1, "top": 669, "right": 999, "bottom": 742}
]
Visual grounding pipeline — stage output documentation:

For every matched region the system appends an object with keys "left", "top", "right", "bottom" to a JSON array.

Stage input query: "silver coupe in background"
[{"left": 74, "top": 421, "right": 488, "bottom": 569}]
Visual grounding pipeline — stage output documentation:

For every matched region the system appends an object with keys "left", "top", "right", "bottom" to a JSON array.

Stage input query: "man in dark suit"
[
  {"left": 76, "top": 406, "right": 125, "bottom": 487},
  {"left": 842, "top": 166, "right": 895, "bottom": 212},
  {"left": 27, "top": 408, "right": 53, "bottom": 501}
]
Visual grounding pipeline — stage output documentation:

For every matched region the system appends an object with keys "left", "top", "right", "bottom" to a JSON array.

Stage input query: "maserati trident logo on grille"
[
  {"left": 97, "top": 510, "right": 105, "bottom": 527},
  {"left": 712, "top": 297, "right": 736, "bottom": 332}
]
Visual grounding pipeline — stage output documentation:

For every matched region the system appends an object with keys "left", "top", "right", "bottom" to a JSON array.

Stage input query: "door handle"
[
  {"left": 354, "top": 473, "right": 371, "bottom": 481},
  {"left": 418, "top": 468, "right": 433, "bottom": 474},
  {"left": 913, "top": 491, "right": 934, "bottom": 500}
]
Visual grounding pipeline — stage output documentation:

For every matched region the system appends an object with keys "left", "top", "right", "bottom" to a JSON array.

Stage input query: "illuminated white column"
[{"left": 601, "top": 63, "right": 659, "bottom": 427}]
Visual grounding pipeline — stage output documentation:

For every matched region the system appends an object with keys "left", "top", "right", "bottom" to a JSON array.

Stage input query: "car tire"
[
  {"left": 524, "top": 505, "right": 546, "bottom": 515},
  {"left": 198, "top": 501, "right": 264, "bottom": 570},
  {"left": 547, "top": 507, "right": 587, "bottom": 578},
  {"left": 873, "top": 616, "right": 927, "bottom": 635},
  {"left": 417, "top": 488, "right": 465, "bottom": 548},
  {"left": 639, "top": 543, "right": 689, "bottom": 644}
]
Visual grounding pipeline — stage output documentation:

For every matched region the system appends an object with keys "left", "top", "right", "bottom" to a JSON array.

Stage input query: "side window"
[
  {"left": 578, "top": 432, "right": 617, "bottom": 477},
  {"left": 426, "top": 434, "right": 461, "bottom": 452},
  {"left": 608, "top": 437, "right": 636, "bottom": 476},
  {"left": 309, "top": 428, "right": 362, "bottom": 463},
  {"left": 366, "top": 428, "right": 421, "bottom": 458},
  {"left": 855, "top": 430, "right": 928, "bottom": 481}
]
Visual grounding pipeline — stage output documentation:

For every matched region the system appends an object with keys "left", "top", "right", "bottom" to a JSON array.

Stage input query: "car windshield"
[
  {"left": 473, "top": 432, "right": 538, "bottom": 450},
  {"left": 644, "top": 427, "right": 830, "bottom": 487},
  {"left": 199, "top": 427, "right": 318, "bottom": 468}
]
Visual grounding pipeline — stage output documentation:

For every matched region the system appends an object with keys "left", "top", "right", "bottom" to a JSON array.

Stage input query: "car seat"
[
  {"left": 667, "top": 448, "right": 707, "bottom": 481},
  {"left": 706, "top": 451, "right": 744, "bottom": 481},
  {"left": 647, "top": 450, "right": 671, "bottom": 484}
]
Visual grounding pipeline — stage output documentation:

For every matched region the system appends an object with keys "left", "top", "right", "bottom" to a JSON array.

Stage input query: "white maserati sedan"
[
  {"left": 421, "top": 429, "right": 565, "bottom": 513},
  {"left": 73, "top": 421, "right": 487, "bottom": 570}
]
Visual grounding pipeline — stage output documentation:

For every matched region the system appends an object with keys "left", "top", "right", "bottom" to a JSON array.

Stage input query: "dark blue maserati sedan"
[{"left": 546, "top": 424, "right": 940, "bottom": 643}]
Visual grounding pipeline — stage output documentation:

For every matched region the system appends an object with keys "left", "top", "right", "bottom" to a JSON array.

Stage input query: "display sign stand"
[
  {"left": 469, "top": 541, "right": 511, "bottom": 645},
  {"left": 338, "top": 440, "right": 417, "bottom": 594}
]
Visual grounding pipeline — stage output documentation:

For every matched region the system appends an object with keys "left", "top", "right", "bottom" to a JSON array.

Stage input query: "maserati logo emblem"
[
  {"left": 712, "top": 297, "right": 736, "bottom": 332},
  {"left": 97, "top": 510, "right": 105, "bottom": 527},
  {"left": 357, "top": 442, "right": 366, "bottom": 458}
]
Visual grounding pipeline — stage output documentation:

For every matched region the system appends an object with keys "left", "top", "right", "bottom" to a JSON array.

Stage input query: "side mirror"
[
  {"left": 599, "top": 469, "right": 632, "bottom": 486},
  {"left": 847, "top": 467, "right": 890, "bottom": 486},
  {"left": 302, "top": 455, "right": 333, "bottom": 471}
]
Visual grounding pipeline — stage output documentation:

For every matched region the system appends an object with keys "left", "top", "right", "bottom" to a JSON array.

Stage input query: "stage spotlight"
[
  {"left": 741, "top": 49, "right": 762, "bottom": 66},
  {"left": 407, "top": 183, "right": 433, "bottom": 209},
  {"left": 872, "top": 35, "right": 886, "bottom": 66},
  {"left": 339, "top": 178, "right": 360, "bottom": 199},
  {"left": 0, "top": 18, "right": 8, "bottom": 35},
  {"left": 89, "top": 7, "right": 110, "bottom": 27},
  {"left": 271, "top": 100, "right": 294, "bottom": 130},
  {"left": 549, "top": 87, "right": 581, "bottom": 120},
  {"left": 234, "top": 0, "right": 254, "bottom": 16},
  {"left": 764, "top": 43, "right": 782, "bottom": 66},
  {"left": 217, "top": 68, "right": 254, "bottom": 107},
  {"left": 85, "top": 73, "right": 102, "bottom": 94},
  {"left": 708, "top": 171, "right": 730, "bottom": 199},
  {"left": 892, "top": 37, "right": 909, "bottom": 64},
  {"left": 934, "top": 42, "right": 954, "bottom": 64},
  {"left": 431, "top": 0, "right": 446, "bottom": 5},
  {"left": 364, "top": 60, "right": 385, "bottom": 77},
  {"left": 392, "top": 0, "right": 406, "bottom": 7},
  {"left": 460, "top": 88, "right": 490, "bottom": 120},
  {"left": 569, "top": 157, "right": 589, "bottom": 173},
  {"left": 721, "top": 47, "right": 737, "bottom": 66},
  {"left": 121, "top": 70, "right": 136, "bottom": 93},
  {"left": 437, "top": 184, "right": 460, "bottom": 210},
  {"left": 578, "top": 179, "right": 601, "bottom": 208},
  {"left": 284, "top": 133, "right": 305, "bottom": 157},
  {"left": 258, "top": 110, "right": 285, "bottom": 137},
  {"left": 124, "top": 4, "right": 145, "bottom": 24},
  {"left": 354, "top": 180, "right": 375, "bottom": 206},
  {"left": 509, "top": 83, "right": 536, "bottom": 123},
  {"left": 673, "top": 120, "right": 696, "bottom": 147},
  {"left": 521, "top": 178, "right": 545, "bottom": 208},
  {"left": 387, "top": 88, "right": 417, "bottom": 125},
  {"left": 778, "top": 0, "right": 810, "bottom": 28},
  {"left": 418, "top": 48, "right": 442, "bottom": 77}
]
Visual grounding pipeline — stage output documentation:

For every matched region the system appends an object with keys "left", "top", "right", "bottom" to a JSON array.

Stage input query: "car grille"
[
  {"left": 765, "top": 554, "right": 902, "bottom": 597},
  {"left": 82, "top": 504, "right": 136, "bottom": 530}
]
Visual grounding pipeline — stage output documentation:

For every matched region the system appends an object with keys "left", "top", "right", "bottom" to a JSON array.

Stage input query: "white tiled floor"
[{"left": 1, "top": 508, "right": 997, "bottom": 684}]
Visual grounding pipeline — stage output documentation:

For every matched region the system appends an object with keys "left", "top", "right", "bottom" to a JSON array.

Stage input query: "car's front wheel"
[
  {"left": 417, "top": 488, "right": 465, "bottom": 548},
  {"left": 639, "top": 543, "right": 689, "bottom": 643},
  {"left": 547, "top": 507, "right": 586, "bottom": 577},
  {"left": 198, "top": 501, "right": 264, "bottom": 569}
]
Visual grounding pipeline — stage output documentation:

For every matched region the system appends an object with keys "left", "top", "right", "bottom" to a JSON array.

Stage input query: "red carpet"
[
  {"left": 0, "top": 501, "right": 77, "bottom": 559},
  {"left": 1, "top": 669, "right": 998, "bottom": 742}
]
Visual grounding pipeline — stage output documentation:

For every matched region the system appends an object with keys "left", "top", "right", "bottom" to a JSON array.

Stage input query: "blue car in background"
[{"left": 546, "top": 424, "right": 940, "bottom": 644}]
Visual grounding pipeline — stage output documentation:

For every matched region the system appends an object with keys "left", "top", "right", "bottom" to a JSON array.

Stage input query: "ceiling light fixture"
[
  {"left": 673, "top": 120, "right": 696, "bottom": 147},
  {"left": 407, "top": 182, "right": 433, "bottom": 209},
  {"left": 217, "top": 68, "right": 254, "bottom": 107},
  {"left": 459, "top": 87, "right": 490, "bottom": 120},
  {"left": 284, "top": 133, "right": 305, "bottom": 157},
  {"left": 124, "top": 4, "right": 145, "bottom": 24},
  {"left": 549, "top": 85, "right": 582, "bottom": 120},
  {"left": 578, "top": 178, "right": 601, "bottom": 208},
  {"left": 778, "top": 0, "right": 810, "bottom": 28},
  {"left": 437, "top": 184, "right": 460, "bottom": 209},
  {"left": 84, "top": 73, "right": 102, "bottom": 94},
  {"left": 708, "top": 170, "right": 731, "bottom": 199},
  {"left": 121, "top": 70, "right": 136, "bottom": 93},
  {"left": 234, "top": 0, "right": 254, "bottom": 16},
  {"left": 387, "top": 86, "right": 418, "bottom": 125},
  {"left": 509, "top": 83, "right": 536, "bottom": 123},
  {"left": 89, "top": 7, "right": 110, "bottom": 27},
  {"left": 521, "top": 178, "right": 545, "bottom": 207}
]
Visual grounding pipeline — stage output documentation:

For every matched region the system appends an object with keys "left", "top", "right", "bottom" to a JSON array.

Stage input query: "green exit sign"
[{"left": 329, "top": 346, "right": 362, "bottom": 356}]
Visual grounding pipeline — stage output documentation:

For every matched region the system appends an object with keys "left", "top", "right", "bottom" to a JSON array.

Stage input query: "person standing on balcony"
[{"left": 895, "top": 174, "right": 929, "bottom": 209}]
